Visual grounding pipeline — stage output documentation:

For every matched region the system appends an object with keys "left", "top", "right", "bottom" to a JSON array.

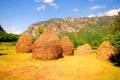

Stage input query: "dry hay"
[
  {"left": 96, "top": 40, "right": 117, "bottom": 61},
  {"left": 15, "top": 33, "right": 32, "bottom": 53},
  {"left": 75, "top": 44, "right": 93, "bottom": 55},
  {"left": 61, "top": 36, "right": 74, "bottom": 56},
  {"left": 32, "top": 27, "right": 62, "bottom": 60}
]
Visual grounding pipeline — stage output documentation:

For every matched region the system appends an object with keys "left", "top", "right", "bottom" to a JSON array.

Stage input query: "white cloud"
[
  {"left": 49, "top": 2, "right": 58, "bottom": 8},
  {"left": 87, "top": 8, "right": 120, "bottom": 17},
  {"left": 6, "top": 26, "right": 22, "bottom": 34},
  {"left": 90, "top": 0, "right": 94, "bottom": 2},
  {"left": 43, "top": 0, "right": 58, "bottom": 8},
  {"left": 12, "top": 30, "right": 22, "bottom": 34},
  {"left": 90, "top": 5, "right": 106, "bottom": 10},
  {"left": 87, "top": 14, "right": 96, "bottom": 17},
  {"left": 43, "top": 0, "right": 53, "bottom": 3},
  {"left": 105, "top": 9, "right": 120, "bottom": 16},
  {"left": 73, "top": 8, "right": 78, "bottom": 12},
  {"left": 36, "top": 4, "right": 45, "bottom": 11},
  {"left": 35, "top": 0, "right": 53, "bottom": 3},
  {"left": 35, "top": 0, "right": 58, "bottom": 8},
  {"left": 98, "top": 8, "right": 120, "bottom": 16}
]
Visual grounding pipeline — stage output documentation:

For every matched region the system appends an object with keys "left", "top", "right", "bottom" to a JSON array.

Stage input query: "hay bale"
[
  {"left": 96, "top": 40, "right": 117, "bottom": 61},
  {"left": 61, "top": 36, "right": 74, "bottom": 56},
  {"left": 16, "top": 33, "right": 32, "bottom": 53},
  {"left": 32, "top": 27, "right": 62, "bottom": 60},
  {"left": 75, "top": 44, "right": 93, "bottom": 55}
]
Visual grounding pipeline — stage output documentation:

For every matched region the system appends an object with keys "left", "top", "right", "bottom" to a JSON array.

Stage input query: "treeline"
[
  {"left": 59, "top": 32, "right": 100, "bottom": 49},
  {"left": 59, "top": 31, "right": 120, "bottom": 50},
  {"left": 0, "top": 26, "right": 19, "bottom": 42}
]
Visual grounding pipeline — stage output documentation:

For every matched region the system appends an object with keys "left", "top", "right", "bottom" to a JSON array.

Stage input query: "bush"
[
  {"left": 90, "top": 40, "right": 101, "bottom": 49},
  {"left": 110, "top": 51, "right": 120, "bottom": 66}
]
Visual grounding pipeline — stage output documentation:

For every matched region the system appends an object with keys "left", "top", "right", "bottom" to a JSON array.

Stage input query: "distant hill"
[
  {"left": 0, "top": 25, "right": 19, "bottom": 42},
  {"left": 25, "top": 16, "right": 115, "bottom": 38}
]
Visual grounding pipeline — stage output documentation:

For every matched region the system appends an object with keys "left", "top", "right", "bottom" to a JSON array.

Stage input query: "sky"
[{"left": 0, "top": 0, "right": 120, "bottom": 34}]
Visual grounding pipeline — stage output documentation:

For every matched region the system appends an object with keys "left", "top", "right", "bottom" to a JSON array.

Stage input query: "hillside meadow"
[{"left": 0, "top": 42, "right": 120, "bottom": 80}]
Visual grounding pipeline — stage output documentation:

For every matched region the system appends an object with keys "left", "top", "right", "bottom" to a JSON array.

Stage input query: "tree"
[
  {"left": 36, "top": 27, "right": 44, "bottom": 38},
  {"left": 110, "top": 11, "right": 120, "bottom": 33},
  {"left": 0, "top": 25, "right": 6, "bottom": 32},
  {"left": 110, "top": 50, "right": 120, "bottom": 67},
  {"left": 32, "top": 27, "right": 44, "bottom": 42}
]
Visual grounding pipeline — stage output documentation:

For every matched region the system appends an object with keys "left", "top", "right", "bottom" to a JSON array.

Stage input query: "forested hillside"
[{"left": 0, "top": 25, "right": 19, "bottom": 42}]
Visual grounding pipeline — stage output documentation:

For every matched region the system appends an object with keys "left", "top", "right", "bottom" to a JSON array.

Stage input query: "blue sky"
[{"left": 0, "top": 0, "right": 120, "bottom": 34}]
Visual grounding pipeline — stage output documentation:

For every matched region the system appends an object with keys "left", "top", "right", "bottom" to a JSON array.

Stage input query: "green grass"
[{"left": 0, "top": 42, "right": 120, "bottom": 80}]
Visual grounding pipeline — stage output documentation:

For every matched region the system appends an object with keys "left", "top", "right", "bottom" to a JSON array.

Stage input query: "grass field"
[{"left": 0, "top": 42, "right": 120, "bottom": 80}]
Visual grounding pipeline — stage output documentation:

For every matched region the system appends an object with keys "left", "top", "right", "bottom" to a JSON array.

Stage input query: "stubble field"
[{"left": 0, "top": 42, "right": 120, "bottom": 80}]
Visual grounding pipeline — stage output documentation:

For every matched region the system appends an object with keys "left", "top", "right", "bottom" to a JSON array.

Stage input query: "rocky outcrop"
[{"left": 25, "top": 16, "right": 114, "bottom": 38}]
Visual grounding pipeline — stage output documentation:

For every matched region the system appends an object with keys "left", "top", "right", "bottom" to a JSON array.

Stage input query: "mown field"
[{"left": 0, "top": 42, "right": 120, "bottom": 80}]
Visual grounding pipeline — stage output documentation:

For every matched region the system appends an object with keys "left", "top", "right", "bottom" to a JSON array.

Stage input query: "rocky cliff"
[{"left": 25, "top": 16, "right": 114, "bottom": 38}]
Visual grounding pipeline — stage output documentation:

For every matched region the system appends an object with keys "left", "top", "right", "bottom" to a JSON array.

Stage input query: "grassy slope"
[{"left": 0, "top": 43, "right": 120, "bottom": 80}]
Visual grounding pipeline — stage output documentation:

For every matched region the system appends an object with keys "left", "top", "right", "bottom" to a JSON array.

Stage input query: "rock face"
[
  {"left": 61, "top": 36, "right": 74, "bottom": 56},
  {"left": 16, "top": 33, "right": 32, "bottom": 53},
  {"left": 25, "top": 16, "right": 114, "bottom": 39},
  {"left": 75, "top": 44, "right": 93, "bottom": 55},
  {"left": 32, "top": 27, "right": 62, "bottom": 60},
  {"left": 96, "top": 40, "right": 117, "bottom": 61}
]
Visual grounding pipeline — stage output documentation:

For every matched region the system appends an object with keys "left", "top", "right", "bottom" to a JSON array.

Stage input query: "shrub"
[{"left": 110, "top": 51, "right": 120, "bottom": 66}]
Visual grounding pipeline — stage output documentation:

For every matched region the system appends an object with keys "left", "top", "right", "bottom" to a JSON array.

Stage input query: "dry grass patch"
[{"left": 0, "top": 42, "right": 120, "bottom": 80}]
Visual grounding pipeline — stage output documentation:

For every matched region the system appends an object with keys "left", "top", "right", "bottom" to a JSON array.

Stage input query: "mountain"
[{"left": 25, "top": 16, "right": 115, "bottom": 38}]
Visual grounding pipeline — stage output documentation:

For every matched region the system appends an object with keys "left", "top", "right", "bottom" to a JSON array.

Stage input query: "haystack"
[
  {"left": 96, "top": 40, "right": 117, "bottom": 61},
  {"left": 61, "top": 36, "right": 74, "bottom": 56},
  {"left": 75, "top": 44, "right": 93, "bottom": 55},
  {"left": 16, "top": 33, "right": 32, "bottom": 53},
  {"left": 32, "top": 27, "right": 62, "bottom": 60}
]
